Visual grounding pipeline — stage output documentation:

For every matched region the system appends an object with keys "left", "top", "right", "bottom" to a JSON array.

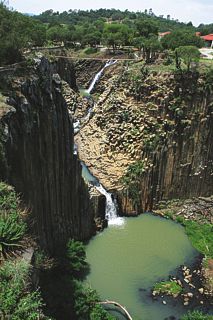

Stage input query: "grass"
[
  {"left": 183, "top": 220, "right": 213, "bottom": 258},
  {"left": 0, "top": 182, "right": 27, "bottom": 260},
  {"left": 162, "top": 209, "right": 213, "bottom": 259},
  {"left": 153, "top": 280, "right": 182, "bottom": 296},
  {"left": 181, "top": 310, "right": 213, "bottom": 320},
  {"left": 0, "top": 259, "right": 46, "bottom": 319}
]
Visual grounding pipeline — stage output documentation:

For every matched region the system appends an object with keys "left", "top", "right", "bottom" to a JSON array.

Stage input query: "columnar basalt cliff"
[
  {"left": 0, "top": 58, "right": 94, "bottom": 254},
  {"left": 73, "top": 61, "right": 213, "bottom": 215},
  {"left": 119, "top": 71, "right": 213, "bottom": 213}
]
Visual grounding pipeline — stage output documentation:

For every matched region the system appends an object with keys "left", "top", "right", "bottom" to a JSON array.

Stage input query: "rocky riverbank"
[
  {"left": 153, "top": 197, "right": 213, "bottom": 309},
  {"left": 152, "top": 260, "right": 212, "bottom": 312}
]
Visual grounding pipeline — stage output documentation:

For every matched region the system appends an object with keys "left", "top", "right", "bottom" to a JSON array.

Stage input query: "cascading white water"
[
  {"left": 75, "top": 59, "right": 123, "bottom": 226},
  {"left": 87, "top": 60, "right": 117, "bottom": 94},
  {"left": 95, "top": 184, "right": 124, "bottom": 226}
]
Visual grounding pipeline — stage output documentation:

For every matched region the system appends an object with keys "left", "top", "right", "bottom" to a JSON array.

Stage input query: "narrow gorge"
[{"left": 0, "top": 54, "right": 212, "bottom": 319}]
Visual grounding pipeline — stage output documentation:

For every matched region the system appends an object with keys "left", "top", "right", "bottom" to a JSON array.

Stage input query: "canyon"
[{"left": 0, "top": 54, "right": 212, "bottom": 318}]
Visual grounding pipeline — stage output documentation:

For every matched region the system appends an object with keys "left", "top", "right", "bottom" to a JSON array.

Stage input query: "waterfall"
[
  {"left": 76, "top": 59, "right": 124, "bottom": 226},
  {"left": 95, "top": 184, "right": 124, "bottom": 226},
  {"left": 87, "top": 60, "right": 117, "bottom": 94}
]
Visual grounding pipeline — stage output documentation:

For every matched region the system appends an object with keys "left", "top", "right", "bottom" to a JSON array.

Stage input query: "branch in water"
[{"left": 98, "top": 300, "right": 133, "bottom": 320}]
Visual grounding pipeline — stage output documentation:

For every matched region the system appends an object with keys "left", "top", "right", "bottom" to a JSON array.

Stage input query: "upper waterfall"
[{"left": 87, "top": 60, "right": 117, "bottom": 94}]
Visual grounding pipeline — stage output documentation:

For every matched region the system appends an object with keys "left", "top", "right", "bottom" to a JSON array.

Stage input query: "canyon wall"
[
  {"left": 119, "top": 71, "right": 213, "bottom": 213},
  {"left": 0, "top": 57, "right": 94, "bottom": 254}
]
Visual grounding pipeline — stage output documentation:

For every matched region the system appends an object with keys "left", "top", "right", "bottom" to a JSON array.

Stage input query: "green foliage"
[
  {"left": 161, "top": 30, "right": 204, "bottom": 50},
  {"left": 84, "top": 47, "right": 98, "bottom": 55},
  {"left": 122, "top": 160, "right": 145, "bottom": 185},
  {"left": 103, "top": 23, "right": 132, "bottom": 50},
  {"left": 181, "top": 310, "right": 213, "bottom": 320},
  {"left": 0, "top": 3, "right": 46, "bottom": 65},
  {"left": 153, "top": 280, "right": 182, "bottom": 295},
  {"left": 204, "top": 68, "right": 213, "bottom": 91},
  {"left": 121, "top": 160, "right": 145, "bottom": 206},
  {"left": 0, "top": 182, "right": 26, "bottom": 260},
  {"left": 73, "top": 281, "right": 115, "bottom": 320},
  {"left": 135, "top": 18, "right": 158, "bottom": 37},
  {"left": 0, "top": 260, "right": 46, "bottom": 319},
  {"left": 46, "top": 24, "right": 71, "bottom": 43},
  {"left": 0, "top": 182, "right": 17, "bottom": 211},
  {"left": 0, "top": 214, "right": 26, "bottom": 259},
  {"left": 66, "top": 239, "right": 89, "bottom": 274},
  {"left": 175, "top": 46, "right": 200, "bottom": 71},
  {"left": 182, "top": 220, "right": 213, "bottom": 258}
]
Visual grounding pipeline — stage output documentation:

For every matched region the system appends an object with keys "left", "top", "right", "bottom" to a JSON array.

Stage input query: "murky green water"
[{"left": 86, "top": 214, "right": 198, "bottom": 320}]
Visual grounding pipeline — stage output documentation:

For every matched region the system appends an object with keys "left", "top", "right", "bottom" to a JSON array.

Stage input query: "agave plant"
[{"left": 0, "top": 213, "right": 26, "bottom": 260}]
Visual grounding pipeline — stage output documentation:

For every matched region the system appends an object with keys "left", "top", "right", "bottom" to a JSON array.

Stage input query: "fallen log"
[{"left": 98, "top": 300, "right": 133, "bottom": 320}]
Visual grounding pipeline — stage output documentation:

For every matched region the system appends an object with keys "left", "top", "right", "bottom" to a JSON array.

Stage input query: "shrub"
[
  {"left": 0, "top": 260, "right": 47, "bottom": 319},
  {"left": 0, "top": 214, "right": 26, "bottom": 259},
  {"left": 66, "top": 239, "right": 89, "bottom": 275},
  {"left": 0, "top": 182, "right": 26, "bottom": 260},
  {"left": 181, "top": 310, "right": 213, "bottom": 320},
  {"left": 73, "top": 281, "right": 116, "bottom": 320}
]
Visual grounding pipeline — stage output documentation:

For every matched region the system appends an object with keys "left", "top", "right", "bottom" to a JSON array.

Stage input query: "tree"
[
  {"left": 103, "top": 23, "right": 132, "bottom": 50},
  {"left": 135, "top": 18, "right": 158, "bottom": 38},
  {"left": 161, "top": 30, "right": 204, "bottom": 50},
  {"left": 46, "top": 24, "right": 70, "bottom": 43},
  {"left": 133, "top": 35, "right": 162, "bottom": 62},
  {"left": 175, "top": 45, "right": 200, "bottom": 71},
  {"left": 0, "top": 3, "right": 47, "bottom": 65}
]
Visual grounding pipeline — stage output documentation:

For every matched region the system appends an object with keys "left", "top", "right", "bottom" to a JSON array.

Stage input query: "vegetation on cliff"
[
  {"left": 0, "top": 182, "right": 26, "bottom": 260},
  {"left": 0, "top": 182, "right": 113, "bottom": 320},
  {"left": 0, "top": 182, "right": 49, "bottom": 320}
]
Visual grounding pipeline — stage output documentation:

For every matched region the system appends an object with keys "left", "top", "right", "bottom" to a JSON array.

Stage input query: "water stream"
[
  {"left": 87, "top": 60, "right": 117, "bottom": 94},
  {"left": 81, "top": 161, "right": 124, "bottom": 225},
  {"left": 75, "top": 60, "right": 122, "bottom": 225}
]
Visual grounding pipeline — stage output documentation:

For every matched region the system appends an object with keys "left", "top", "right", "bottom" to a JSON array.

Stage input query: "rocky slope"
[
  {"left": 73, "top": 60, "right": 213, "bottom": 214},
  {"left": 0, "top": 57, "right": 95, "bottom": 254}
]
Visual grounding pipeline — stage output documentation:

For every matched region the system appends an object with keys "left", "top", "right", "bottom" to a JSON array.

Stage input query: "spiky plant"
[
  {"left": 0, "top": 182, "right": 26, "bottom": 261},
  {"left": 0, "top": 213, "right": 26, "bottom": 260}
]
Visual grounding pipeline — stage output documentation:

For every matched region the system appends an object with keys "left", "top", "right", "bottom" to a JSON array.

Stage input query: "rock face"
[
  {"left": 134, "top": 75, "right": 213, "bottom": 212},
  {"left": 73, "top": 61, "right": 213, "bottom": 215},
  {"left": 0, "top": 58, "right": 94, "bottom": 254}
]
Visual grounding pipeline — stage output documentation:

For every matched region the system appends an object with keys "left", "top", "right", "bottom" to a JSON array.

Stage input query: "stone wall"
[{"left": 0, "top": 57, "right": 95, "bottom": 254}]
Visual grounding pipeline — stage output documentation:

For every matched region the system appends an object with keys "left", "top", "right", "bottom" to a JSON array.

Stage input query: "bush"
[
  {"left": 66, "top": 239, "right": 89, "bottom": 275},
  {"left": 0, "top": 182, "right": 26, "bottom": 260},
  {"left": 0, "top": 260, "right": 47, "bottom": 320},
  {"left": 84, "top": 47, "right": 98, "bottom": 55},
  {"left": 73, "top": 281, "right": 116, "bottom": 320},
  {"left": 181, "top": 310, "right": 213, "bottom": 320}
]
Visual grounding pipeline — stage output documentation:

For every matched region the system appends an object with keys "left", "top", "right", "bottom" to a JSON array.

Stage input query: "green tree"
[
  {"left": 175, "top": 45, "right": 200, "bottom": 71},
  {"left": 103, "top": 23, "right": 132, "bottom": 50},
  {"left": 135, "top": 18, "right": 158, "bottom": 37},
  {"left": 161, "top": 30, "right": 204, "bottom": 50},
  {"left": 0, "top": 3, "right": 47, "bottom": 65},
  {"left": 46, "top": 24, "right": 70, "bottom": 43}
]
